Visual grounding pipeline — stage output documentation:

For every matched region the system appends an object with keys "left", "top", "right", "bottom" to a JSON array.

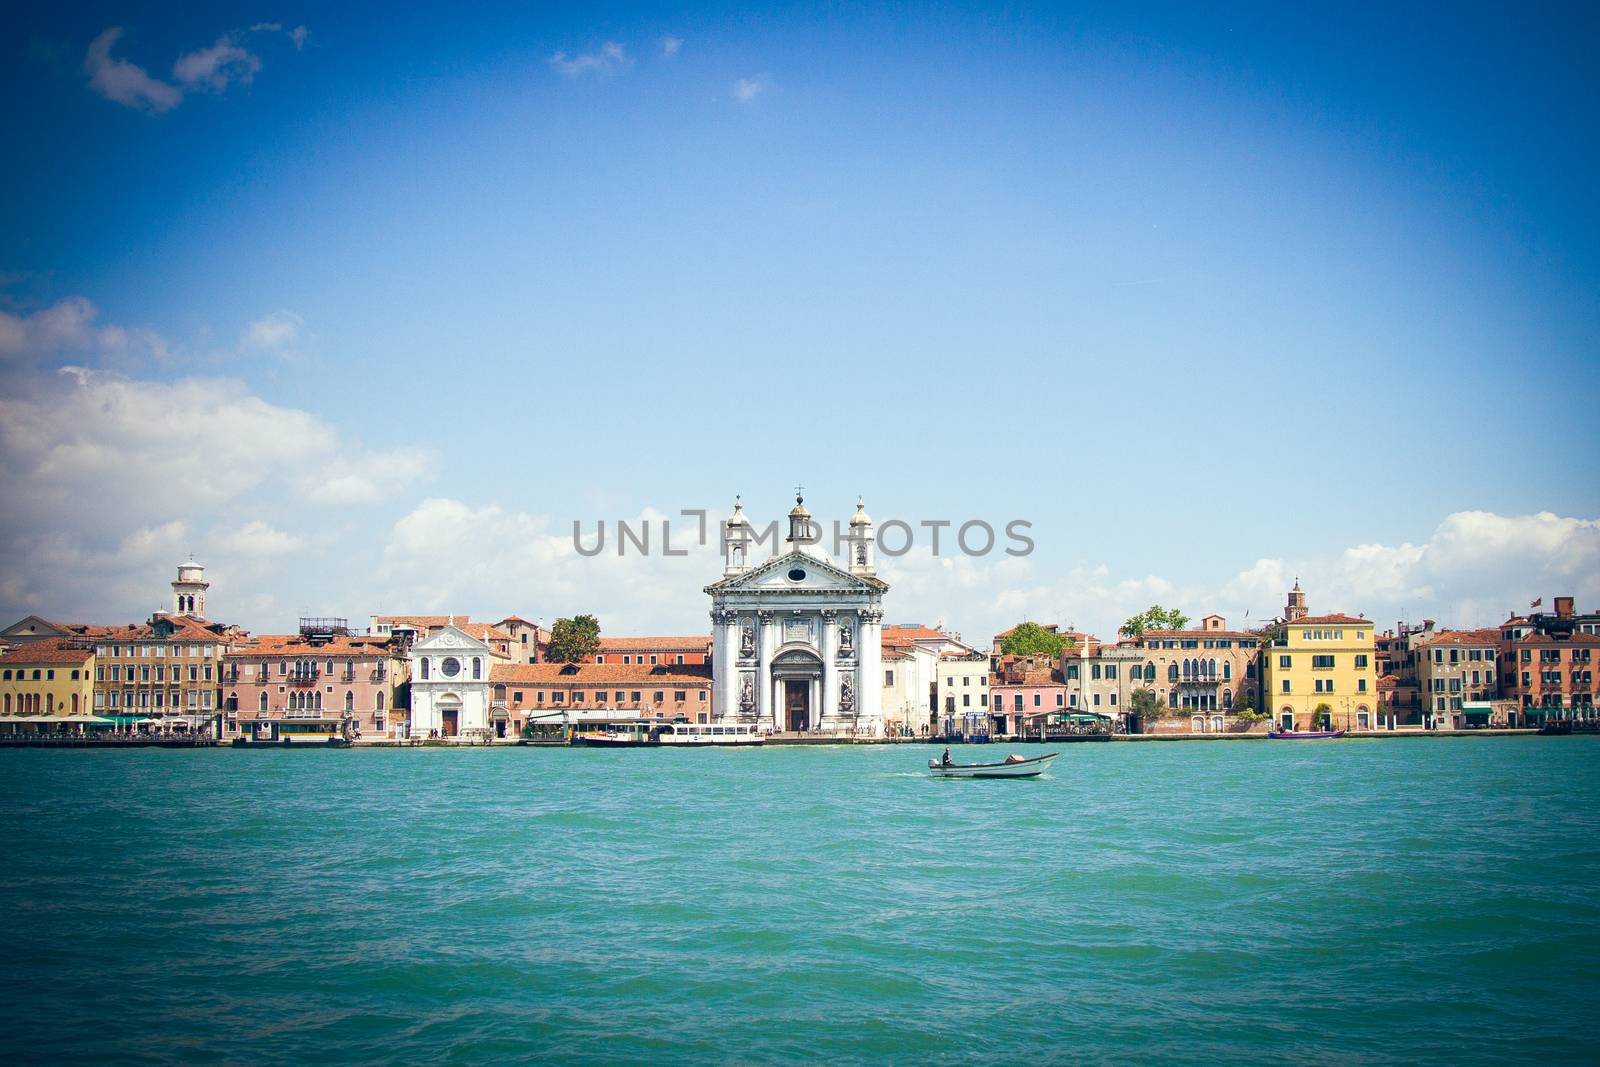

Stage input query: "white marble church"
[{"left": 705, "top": 494, "right": 888, "bottom": 735}]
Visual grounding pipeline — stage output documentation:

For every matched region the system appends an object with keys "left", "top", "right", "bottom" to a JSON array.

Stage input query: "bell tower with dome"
[{"left": 172, "top": 558, "right": 209, "bottom": 617}]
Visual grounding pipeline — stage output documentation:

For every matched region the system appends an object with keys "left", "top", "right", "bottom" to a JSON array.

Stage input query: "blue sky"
[{"left": 2, "top": 2, "right": 1597, "bottom": 640}]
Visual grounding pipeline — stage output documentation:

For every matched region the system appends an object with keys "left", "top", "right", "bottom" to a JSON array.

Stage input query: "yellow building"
[
  {"left": 0, "top": 638, "right": 97, "bottom": 734},
  {"left": 1262, "top": 605, "right": 1378, "bottom": 733}
]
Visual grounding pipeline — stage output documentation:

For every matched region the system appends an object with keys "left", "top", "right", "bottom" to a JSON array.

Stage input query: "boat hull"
[
  {"left": 928, "top": 752, "right": 1058, "bottom": 778},
  {"left": 1267, "top": 730, "right": 1346, "bottom": 739}
]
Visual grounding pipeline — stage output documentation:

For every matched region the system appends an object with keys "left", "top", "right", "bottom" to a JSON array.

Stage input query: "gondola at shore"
[{"left": 1267, "top": 729, "right": 1346, "bottom": 739}]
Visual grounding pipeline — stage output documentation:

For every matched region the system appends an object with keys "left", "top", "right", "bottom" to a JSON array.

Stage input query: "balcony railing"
[{"left": 287, "top": 671, "right": 320, "bottom": 687}]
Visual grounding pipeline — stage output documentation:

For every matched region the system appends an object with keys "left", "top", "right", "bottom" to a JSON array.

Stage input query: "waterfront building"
[
  {"left": 1260, "top": 588, "right": 1377, "bottom": 732},
  {"left": 1414, "top": 629, "right": 1501, "bottom": 729},
  {"left": 92, "top": 613, "right": 239, "bottom": 729},
  {"left": 223, "top": 620, "right": 407, "bottom": 740},
  {"left": 496, "top": 616, "right": 548, "bottom": 664},
  {"left": 408, "top": 622, "right": 494, "bottom": 739},
  {"left": 491, "top": 662, "right": 715, "bottom": 737},
  {"left": 1114, "top": 614, "right": 1264, "bottom": 732},
  {"left": 935, "top": 648, "right": 991, "bottom": 737},
  {"left": 1498, "top": 597, "right": 1599, "bottom": 724},
  {"left": 989, "top": 654, "right": 1070, "bottom": 735},
  {"left": 1375, "top": 622, "right": 1427, "bottom": 726},
  {"left": 0, "top": 638, "right": 96, "bottom": 733},
  {"left": 879, "top": 624, "right": 984, "bottom": 736},
  {"left": 591, "top": 636, "right": 711, "bottom": 666},
  {"left": 705, "top": 494, "right": 887, "bottom": 734}
]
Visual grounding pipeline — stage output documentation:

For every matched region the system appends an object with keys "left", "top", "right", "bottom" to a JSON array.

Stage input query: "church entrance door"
[
  {"left": 784, "top": 681, "right": 809, "bottom": 732},
  {"left": 441, "top": 707, "right": 459, "bottom": 737}
]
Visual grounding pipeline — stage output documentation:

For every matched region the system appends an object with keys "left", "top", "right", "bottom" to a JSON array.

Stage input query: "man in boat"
[{"left": 941, "top": 746, "right": 953, "bottom": 767}]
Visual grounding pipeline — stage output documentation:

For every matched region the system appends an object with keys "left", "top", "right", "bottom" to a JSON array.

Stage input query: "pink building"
[
  {"left": 224, "top": 623, "right": 407, "bottom": 740},
  {"left": 988, "top": 654, "right": 1069, "bottom": 734}
]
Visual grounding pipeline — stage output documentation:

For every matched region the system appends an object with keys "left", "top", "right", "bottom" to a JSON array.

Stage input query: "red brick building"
[{"left": 1499, "top": 597, "right": 1599, "bottom": 724}]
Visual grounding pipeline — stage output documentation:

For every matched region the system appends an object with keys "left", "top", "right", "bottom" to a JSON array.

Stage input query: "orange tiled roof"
[
  {"left": 454, "top": 622, "right": 511, "bottom": 642},
  {"left": 1287, "top": 614, "right": 1370, "bottom": 627},
  {"left": 227, "top": 634, "right": 396, "bottom": 658},
  {"left": 1416, "top": 628, "right": 1501, "bottom": 647},
  {"left": 1139, "top": 628, "right": 1260, "bottom": 640},
  {"left": 882, "top": 624, "right": 949, "bottom": 643},
  {"left": 0, "top": 637, "right": 93, "bottom": 666},
  {"left": 492, "top": 662, "right": 713, "bottom": 685},
  {"left": 376, "top": 615, "right": 470, "bottom": 629},
  {"left": 103, "top": 614, "right": 235, "bottom": 643},
  {"left": 596, "top": 636, "right": 711, "bottom": 652}
]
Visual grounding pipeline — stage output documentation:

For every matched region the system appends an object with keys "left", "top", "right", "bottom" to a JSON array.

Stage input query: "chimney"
[{"left": 1555, "top": 596, "right": 1574, "bottom": 619}]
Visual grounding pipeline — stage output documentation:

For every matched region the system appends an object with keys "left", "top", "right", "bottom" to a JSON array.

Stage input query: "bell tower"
[
  {"left": 1285, "top": 579, "right": 1307, "bottom": 622},
  {"left": 172, "top": 558, "right": 209, "bottom": 617},
  {"left": 722, "top": 496, "right": 752, "bottom": 576},
  {"left": 847, "top": 497, "right": 875, "bottom": 576}
]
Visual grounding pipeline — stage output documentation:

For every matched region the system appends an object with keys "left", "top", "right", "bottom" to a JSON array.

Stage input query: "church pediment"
[
  {"left": 413, "top": 624, "right": 490, "bottom": 653},
  {"left": 706, "top": 549, "right": 887, "bottom": 596}
]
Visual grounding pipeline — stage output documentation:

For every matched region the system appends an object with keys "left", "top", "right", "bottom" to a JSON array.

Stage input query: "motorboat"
[{"left": 927, "top": 752, "right": 1058, "bottom": 778}]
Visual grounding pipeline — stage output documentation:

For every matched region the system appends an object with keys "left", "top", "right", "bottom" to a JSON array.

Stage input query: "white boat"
[
  {"left": 927, "top": 752, "right": 1058, "bottom": 778},
  {"left": 655, "top": 722, "right": 765, "bottom": 746}
]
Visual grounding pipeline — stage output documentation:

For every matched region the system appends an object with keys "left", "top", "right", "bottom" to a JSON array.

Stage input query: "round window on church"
[
  {"left": 787, "top": 567, "right": 807, "bottom": 582},
  {"left": 440, "top": 657, "right": 461, "bottom": 678}
]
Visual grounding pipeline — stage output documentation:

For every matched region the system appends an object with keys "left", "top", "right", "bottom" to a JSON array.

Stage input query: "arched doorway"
[
  {"left": 438, "top": 696, "right": 462, "bottom": 737},
  {"left": 771, "top": 645, "right": 823, "bottom": 732}
]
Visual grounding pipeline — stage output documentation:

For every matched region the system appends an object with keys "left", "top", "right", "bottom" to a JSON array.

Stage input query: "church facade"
[
  {"left": 408, "top": 623, "right": 493, "bottom": 739},
  {"left": 705, "top": 494, "right": 888, "bottom": 735}
]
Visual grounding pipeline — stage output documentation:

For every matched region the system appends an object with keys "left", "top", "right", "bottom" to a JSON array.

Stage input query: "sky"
[{"left": 1, "top": 1, "right": 1597, "bottom": 644}]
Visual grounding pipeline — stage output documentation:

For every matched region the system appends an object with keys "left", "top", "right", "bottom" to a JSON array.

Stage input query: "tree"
[
  {"left": 1130, "top": 687, "right": 1167, "bottom": 727},
  {"left": 546, "top": 614, "right": 601, "bottom": 664},
  {"left": 1313, "top": 702, "right": 1333, "bottom": 730},
  {"left": 1120, "top": 605, "right": 1191, "bottom": 637},
  {"left": 1228, "top": 700, "right": 1267, "bottom": 726},
  {"left": 999, "top": 622, "right": 1072, "bottom": 658}
]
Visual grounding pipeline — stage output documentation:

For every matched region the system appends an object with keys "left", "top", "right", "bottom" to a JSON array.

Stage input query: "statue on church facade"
[
  {"left": 840, "top": 675, "right": 855, "bottom": 711},
  {"left": 739, "top": 674, "right": 754, "bottom": 711},
  {"left": 740, "top": 622, "right": 755, "bottom": 657},
  {"left": 839, "top": 625, "right": 854, "bottom": 657}
]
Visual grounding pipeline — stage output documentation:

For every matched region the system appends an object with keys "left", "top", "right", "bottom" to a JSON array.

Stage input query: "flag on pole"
[{"left": 1530, "top": 597, "right": 1543, "bottom": 609}]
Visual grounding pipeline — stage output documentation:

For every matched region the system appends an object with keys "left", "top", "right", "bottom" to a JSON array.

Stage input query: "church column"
[
  {"left": 821, "top": 610, "right": 838, "bottom": 731},
  {"left": 756, "top": 610, "right": 775, "bottom": 729},
  {"left": 713, "top": 609, "right": 734, "bottom": 722},
  {"left": 859, "top": 607, "right": 883, "bottom": 735}
]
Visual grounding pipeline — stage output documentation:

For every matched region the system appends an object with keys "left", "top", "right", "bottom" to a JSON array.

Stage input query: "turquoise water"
[{"left": 2, "top": 738, "right": 1598, "bottom": 1064}]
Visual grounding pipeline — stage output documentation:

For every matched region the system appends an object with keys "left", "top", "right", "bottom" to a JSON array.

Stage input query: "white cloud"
[
  {"left": 173, "top": 34, "right": 262, "bottom": 92},
  {"left": 219, "top": 521, "right": 306, "bottom": 558},
  {"left": 733, "top": 75, "right": 769, "bottom": 103},
  {"left": 549, "top": 42, "right": 627, "bottom": 76},
  {"left": 298, "top": 449, "right": 436, "bottom": 505},
  {"left": 84, "top": 23, "right": 304, "bottom": 112},
  {"left": 661, "top": 35, "right": 683, "bottom": 57},
  {"left": 376, "top": 499, "right": 719, "bottom": 627},
  {"left": 0, "top": 297, "right": 169, "bottom": 367},
  {"left": 0, "top": 366, "right": 436, "bottom": 623},
  {"left": 238, "top": 309, "right": 306, "bottom": 357},
  {"left": 84, "top": 28, "right": 183, "bottom": 113}
]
